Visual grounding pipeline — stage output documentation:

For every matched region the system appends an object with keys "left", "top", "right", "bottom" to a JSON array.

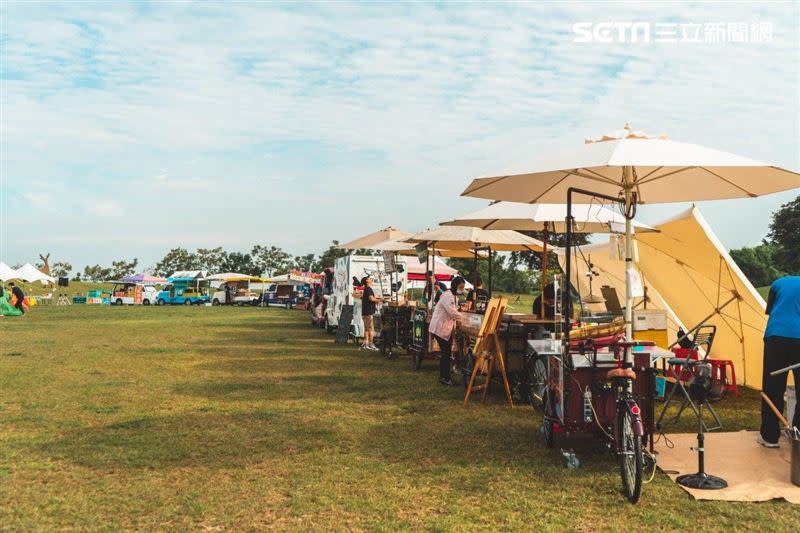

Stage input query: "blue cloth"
[{"left": 765, "top": 276, "right": 800, "bottom": 339}]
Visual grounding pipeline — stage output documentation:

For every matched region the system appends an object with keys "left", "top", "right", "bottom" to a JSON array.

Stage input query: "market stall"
[
  {"left": 460, "top": 125, "right": 800, "bottom": 503},
  {"left": 207, "top": 272, "right": 264, "bottom": 306}
]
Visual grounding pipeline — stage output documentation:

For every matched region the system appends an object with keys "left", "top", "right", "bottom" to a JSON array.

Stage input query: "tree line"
[{"left": 729, "top": 195, "right": 800, "bottom": 287}]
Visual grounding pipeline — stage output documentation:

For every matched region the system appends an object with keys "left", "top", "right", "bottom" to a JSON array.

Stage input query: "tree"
[
  {"left": 316, "top": 240, "right": 349, "bottom": 270},
  {"left": 293, "top": 253, "right": 317, "bottom": 272},
  {"left": 50, "top": 261, "right": 72, "bottom": 278},
  {"left": 153, "top": 248, "right": 197, "bottom": 277},
  {"left": 72, "top": 272, "right": 82, "bottom": 282},
  {"left": 195, "top": 247, "right": 228, "bottom": 273},
  {"left": 730, "top": 242, "right": 784, "bottom": 287},
  {"left": 109, "top": 258, "right": 139, "bottom": 279},
  {"left": 83, "top": 264, "right": 112, "bottom": 282},
  {"left": 251, "top": 245, "right": 292, "bottom": 276},
  {"left": 221, "top": 252, "right": 260, "bottom": 276},
  {"left": 768, "top": 195, "right": 800, "bottom": 275},
  {"left": 38, "top": 253, "right": 51, "bottom": 275}
]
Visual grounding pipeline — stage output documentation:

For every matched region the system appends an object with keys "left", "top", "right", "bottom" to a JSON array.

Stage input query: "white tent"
[
  {"left": 0, "top": 262, "right": 20, "bottom": 281},
  {"left": 14, "top": 263, "right": 55, "bottom": 284}
]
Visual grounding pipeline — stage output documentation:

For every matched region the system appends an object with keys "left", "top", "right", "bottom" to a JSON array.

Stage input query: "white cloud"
[{"left": 1, "top": 1, "right": 798, "bottom": 267}]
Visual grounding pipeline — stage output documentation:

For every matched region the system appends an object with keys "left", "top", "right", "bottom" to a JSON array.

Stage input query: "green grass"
[{"left": 1, "top": 305, "right": 797, "bottom": 531}]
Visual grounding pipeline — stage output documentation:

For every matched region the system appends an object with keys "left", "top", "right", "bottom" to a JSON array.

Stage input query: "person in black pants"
[
  {"left": 759, "top": 276, "right": 800, "bottom": 447},
  {"left": 429, "top": 276, "right": 466, "bottom": 385},
  {"left": 8, "top": 282, "right": 25, "bottom": 315}
]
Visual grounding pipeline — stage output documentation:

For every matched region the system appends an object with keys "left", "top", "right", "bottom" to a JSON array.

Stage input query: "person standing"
[
  {"left": 8, "top": 282, "right": 25, "bottom": 315},
  {"left": 360, "top": 276, "right": 380, "bottom": 351},
  {"left": 429, "top": 276, "right": 466, "bottom": 386},
  {"left": 759, "top": 275, "right": 800, "bottom": 447}
]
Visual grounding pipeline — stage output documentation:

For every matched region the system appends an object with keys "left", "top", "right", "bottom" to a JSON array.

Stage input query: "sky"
[{"left": 1, "top": 1, "right": 799, "bottom": 272}]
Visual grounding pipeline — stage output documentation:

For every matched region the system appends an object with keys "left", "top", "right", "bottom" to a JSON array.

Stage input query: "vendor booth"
[
  {"left": 460, "top": 125, "right": 800, "bottom": 503},
  {"left": 207, "top": 273, "right": 264, "bottom": 306},
  {"left": 109, "top": 280, "right": 160, "bottom": 305},
  {"left": 263, "top": 271, "right": 318, "bottom": 309},
  {"left": 157, "top": 270, "right": 210, "bottom": 305}
]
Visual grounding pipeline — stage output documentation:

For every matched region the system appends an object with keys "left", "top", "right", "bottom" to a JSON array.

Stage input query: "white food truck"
[{"left": 324, "top": 254, "right": 407, "bottom": 337}]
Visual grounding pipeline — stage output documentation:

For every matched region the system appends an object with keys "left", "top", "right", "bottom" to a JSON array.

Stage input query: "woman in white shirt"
[{"left": 429, "top": 276, "right": 466, "bottom": 385}]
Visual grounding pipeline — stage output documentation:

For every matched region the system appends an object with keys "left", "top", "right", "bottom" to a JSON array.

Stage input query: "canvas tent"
[
  {"left": 636, "top": 206, "right": 767, "bottom": 389},
  {"left": 14, "top": 263, "right": 55, "bottom": 284},
  {"left": 0, "top": 262, "right": 20, "bottom": 281},
  {"left": 559, "top": 206, "right": 767, "bottom": 390}
]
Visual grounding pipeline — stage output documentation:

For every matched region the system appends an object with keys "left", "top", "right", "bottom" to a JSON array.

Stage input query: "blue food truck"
[{"left": 156, "top": 270, "right": 210, "bottom": 305}]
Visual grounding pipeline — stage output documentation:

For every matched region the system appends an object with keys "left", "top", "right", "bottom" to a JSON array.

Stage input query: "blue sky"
[{"left": 1, "top": 1, "right": 799, "bottom": 271}]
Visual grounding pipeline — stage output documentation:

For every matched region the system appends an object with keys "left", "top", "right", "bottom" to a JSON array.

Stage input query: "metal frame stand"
[{"left": 676, "top": 402, "right": 728, "bottom": 490}]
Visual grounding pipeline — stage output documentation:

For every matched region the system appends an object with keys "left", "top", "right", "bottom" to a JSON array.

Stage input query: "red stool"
[{"left": 708, "top": 359, "right": 739, "bottom": 397}]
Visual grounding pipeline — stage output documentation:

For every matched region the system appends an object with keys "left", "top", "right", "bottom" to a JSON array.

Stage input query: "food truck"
[
  {"left": 262, "top": 271, "right": 317, "bottom": 308},
  {"left": 156, "top": 270, "right": 210, "bottom": 305},
  {"left": 324, "top": 254, "right": 407, "bottom": 335},
  {"left": 109, "top": 281, "right": 161, "bottom": 305},
  {"left": 208, "top": 273, "right": 264, "bottom": 306}
]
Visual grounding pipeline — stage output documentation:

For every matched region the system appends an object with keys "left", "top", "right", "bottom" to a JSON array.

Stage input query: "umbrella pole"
[
  {"left": 540, "top": 223, "right": 549, "bottom": 318},
  {"left": 488, "top": 247, "right": 493, "bottom": 298},
  {"left": 623, "top": 167, "right": 634, "bottom": 342}
]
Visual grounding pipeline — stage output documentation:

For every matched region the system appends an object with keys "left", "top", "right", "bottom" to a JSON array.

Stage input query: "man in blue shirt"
[{"left": 759, "top": 276, "right": 800, "bottom": 447}]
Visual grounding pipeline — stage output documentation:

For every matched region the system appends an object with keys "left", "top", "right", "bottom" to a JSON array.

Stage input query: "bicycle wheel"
[
  {"left": 616, "top": 403, "right": 643, "bottom": 503},
  {"left": 542, "top": 390, "right": 554, "bottom": 449},
  {"left": 528, "top": 356, "right": 547, "bottom": 412}
]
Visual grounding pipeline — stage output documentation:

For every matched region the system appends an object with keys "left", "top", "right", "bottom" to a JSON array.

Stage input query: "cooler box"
[{"left": 632, "top": 309, "right": 668, "bottom": 349}]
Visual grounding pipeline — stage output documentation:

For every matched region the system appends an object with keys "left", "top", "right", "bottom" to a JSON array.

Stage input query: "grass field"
[{"left": 1, "top": 304, "right": 797, "bottom": 531}]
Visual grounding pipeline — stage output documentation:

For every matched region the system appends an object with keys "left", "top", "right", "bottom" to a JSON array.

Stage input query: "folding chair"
[{"left": 656, "top": 324, "right": 723, "bottom": 432}]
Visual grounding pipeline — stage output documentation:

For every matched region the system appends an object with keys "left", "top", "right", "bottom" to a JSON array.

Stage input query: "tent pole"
[
  {"left": 541, "top": 222, "right": 549, "bottom": 318},
  {"left": 623, "top": 166, "right": 634, "bottom": 342}
]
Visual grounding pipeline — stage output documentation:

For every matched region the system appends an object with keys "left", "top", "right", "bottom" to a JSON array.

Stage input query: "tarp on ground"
[{"left": 559, "top": 206, "right": 767, "bottom": 390}]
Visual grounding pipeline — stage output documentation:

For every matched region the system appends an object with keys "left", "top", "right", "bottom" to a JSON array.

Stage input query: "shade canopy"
[
  {"left": 338, "top": 227, "right": 412, "bottom": 250},
  {"left": 121, "top": 273, "right": 167, "bottom": 284},
  {"left": 441, "top": 201, "right": 656, "bottom": 234},
  {"left": 461, "top": 130, "right": 800, "bottom": 204},
  {"left": 405, "top": 256, "right": 459, "bottom": 280},
  {"left": 169, "top": 270, "right": 208, "bottom": 280},
  {"left": 405, "top": 226, "right": 544, "bottom": 252},
  {"left": 14, "top": 263, "right": 55, "bottom": 284},
  {"left": 206, "top": 272, "right": 254, "bottom": 281},
  {"left": 0, "top": 262, "right": 20, "bottom": 281}
]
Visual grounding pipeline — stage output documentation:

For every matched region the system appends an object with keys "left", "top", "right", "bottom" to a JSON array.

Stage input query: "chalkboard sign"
[{"left": 335, "top": 304, "right": 354, "bottom": 343}]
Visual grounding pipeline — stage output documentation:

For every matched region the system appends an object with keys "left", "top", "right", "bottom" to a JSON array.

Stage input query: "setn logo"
[{"left": 573, "top": 22, "right": 651, "bottom": 43}]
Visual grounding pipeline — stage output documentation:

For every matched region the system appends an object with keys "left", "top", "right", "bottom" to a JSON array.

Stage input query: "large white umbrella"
[
  {"left": 462, "top": 125, "right": 800, "bottom": 339},
  {"left": 440, "top": 202, "right": 656, "bottom": 234},
  {"left": 441, "top": 201, "right": 657, "bottom": 315},
  {"left": 338, "top": 227, "right": 412, "bottom": 250}
]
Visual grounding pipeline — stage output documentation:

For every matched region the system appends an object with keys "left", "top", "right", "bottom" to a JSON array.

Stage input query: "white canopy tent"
[
  {"left": 0, "top": 262, "right": 20, "bottom": 281},
  {"left": 14, "top": 263, "right": 55, "bottom": 284}
]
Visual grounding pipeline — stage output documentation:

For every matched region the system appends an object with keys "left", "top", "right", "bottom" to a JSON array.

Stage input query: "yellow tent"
[
  {"left": 560, "top": 206, "right": 767, "bottom": 390},
  {"left": 636, "top": 206, "right": 767, "bottom": 389}
]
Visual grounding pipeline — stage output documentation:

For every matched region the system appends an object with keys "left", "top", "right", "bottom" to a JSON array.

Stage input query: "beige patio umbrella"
[
  {"left": 462, "top": 124, "right": 800, "bottom": 340},
  {"left": 338, "top": 227, "right": 412, "bottom": 250},
  {"left": 441, "top": 201, "right": 657, "bottom": 315},
  {"left": 405, "top": 226, "right": 543, "bottom": 298}
]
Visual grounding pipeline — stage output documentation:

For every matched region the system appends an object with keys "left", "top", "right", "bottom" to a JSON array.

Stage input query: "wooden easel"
[{"left": 463, "top": 297, "right": 513, "bottom": 407}]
